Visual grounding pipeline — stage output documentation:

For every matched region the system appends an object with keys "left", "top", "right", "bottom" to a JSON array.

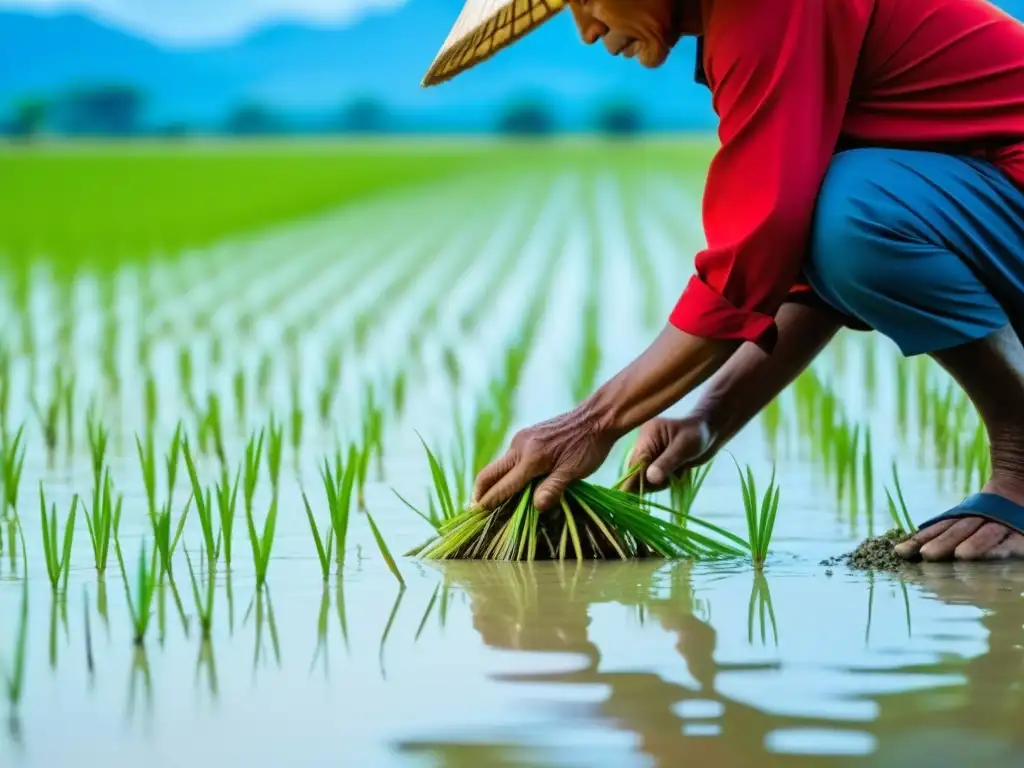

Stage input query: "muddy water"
[{"left": 2, "top": 163, "right": 1023, "bottom": 766}]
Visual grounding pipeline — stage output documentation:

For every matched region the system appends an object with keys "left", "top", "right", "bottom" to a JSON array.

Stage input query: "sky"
[{"left": 0, "top": 0, "right": 407, "bottom": 44}]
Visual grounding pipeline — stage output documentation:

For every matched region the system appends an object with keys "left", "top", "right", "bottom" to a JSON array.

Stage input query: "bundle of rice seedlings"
[{"left": 406, "top": 470, "right": 747, "bottom": 562}]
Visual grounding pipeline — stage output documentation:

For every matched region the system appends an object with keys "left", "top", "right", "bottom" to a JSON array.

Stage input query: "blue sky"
[{"left": 0, "top": 0, "right": 406, "bottom": 43}]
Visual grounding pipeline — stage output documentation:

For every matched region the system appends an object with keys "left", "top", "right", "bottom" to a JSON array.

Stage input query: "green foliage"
[
  {"left": 320, "top": 447, "right": 359, "bottom": 570},
  {"left": 1, "top": 424, "right": 27, "bottom": 518},
  {"left": 183, "top": 439, "right": 219, "bottom": 569},
  {"left": 885, "top": 462, "right": 916, "bottom": 534},
  {"left": 302, "top": 491, "right": 335, "bottom": 581},
  {"left": 39, "top": 484, "right": 78, "bottom": 592},
  {"left": 115, "top": 538, "right": 158, "bottom": 646},
  {"left": 669, "top": 463, "right": 713, "bottom": 526},
  {"left": 184, "top": 545, "right": 216, "bottom": 639},
  {"left": 245, "top": 496, "right": 279, "bottom": 589},
  {"left": 736, "top": 461, "right": 781, "bottom": 569},
  {"left": 365, "top": 510, "right": 404, "bottom": 586},
  {"left": 83, "top": 469, "right": 123, "bottom": 575}
]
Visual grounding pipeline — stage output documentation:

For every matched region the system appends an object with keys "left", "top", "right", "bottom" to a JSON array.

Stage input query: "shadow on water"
[{"left": 395, "top": 560, "right": 1024, "bottom": 766}]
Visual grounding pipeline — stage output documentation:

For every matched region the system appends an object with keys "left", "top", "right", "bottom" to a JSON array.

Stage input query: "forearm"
[
  {"left": 586, "top": 325, "right": 738, "bottom": 437},
  {"left": 690, "top": 302, "right": 840, "bottom": 447}
]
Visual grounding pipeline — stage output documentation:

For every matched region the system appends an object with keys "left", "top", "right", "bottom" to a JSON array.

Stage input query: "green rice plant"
[
  {"left": 151, "top": 495, "right": 191, "bottom": 579},
  {"left": 1, "top": 424, "right": 27, "bottom": 519},
  {"left": 83, "top": 469, "right": 123, "bottom": 575},
  {"left": 215, "top": 463, "right": 241, "bottom": 569},
  {"left": 393, "top": 436, "right": 458, "bottom": 531},
  {"left": 243, "top": 429, "right": 265, "bottom": 517},
  {"left": 290, "top": 392, "right": 304, "bottom": 468},
  {"left": 233, "top": 368, "right": 247, "bottom": 429},
  {"left": 183, "top": 439, "right": 219, "bottom": 569},
  {"left": 184, "top": 544, "right": 216, "bottom": 639},
  {"left": 669, "top": 463, "right": 714, "bottom": 526},
  {"left": 409, "top": 473, "right": 747, "bottom": 562},
  {"left": 317, "top": 345, "right": 342, "bottom": 426},
  {"left": 245, "top": 496, "right": 279, "bottom": 588},
  {"left": 442, "top": 347, "right": 461, "bottom": 388},
  {"left": 178, "top": 346, "right": 195, "bottom": 410},
  {"left": 392, "top": 370, "right": 407, "bottom": 417},
  {"left": 61, "top": 372, "right": 75, "bottom": 459},
  {"left": 86, "top": 412, "right": 109, "bottom": 487},
  {"left": 736, "top": 461, "right": 781, "bottom": 569},
  {"left": 200, "top": 393, "right": 226, "bottom": 467},
  {"left": 257, "top": 353, "right": 273, "bottom": 404},
  {"left": 320, "top": 446, "right": 359, "bottom": 570},
  {"left": 3, "top": 526, "right": 28, "bottom": 709},
  {"left": 136, "top": 430, "right": 158, "bottom": 521},
  {"left": 267, "top": 415, "right": 284, "bottom": 498},
  {"left": 365, "top": 510, "right": 404, "bottom": 586},
  {"left": 39, "top": 484, "right": 78, "bottom": 592},
  {"left": 884, "top": 462, "right": 916, "bottom": 534},
  {"left": 114, "top": 538, "right": 159, "bottom": 646},
  {"left": 302, "top": 490, "right": 335, "bottom": 580},
  {"left": 30, "top": 371, "right": 62, "bottom": 464}
]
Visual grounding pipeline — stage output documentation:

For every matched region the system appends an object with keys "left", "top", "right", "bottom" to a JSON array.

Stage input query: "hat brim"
[{"left": 422, "top": 0, "right": 568, "bottom": 87}]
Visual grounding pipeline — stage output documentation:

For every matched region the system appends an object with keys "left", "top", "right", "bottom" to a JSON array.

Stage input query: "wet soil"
[{"left": 821, "top": 528, "right": 912, "bottom": 572}]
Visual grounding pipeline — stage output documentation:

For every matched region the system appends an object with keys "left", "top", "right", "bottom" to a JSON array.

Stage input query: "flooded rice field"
[{"left": 1, "top": 150, "right": 1022, "bottom": 767}]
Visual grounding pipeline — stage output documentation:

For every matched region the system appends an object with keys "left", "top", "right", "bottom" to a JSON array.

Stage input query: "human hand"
[
  {"left": 472, "top": 405, "right": 619, "bottom": 512},
  {"left": 621, "top": 416, "right": 715, "bottom": 492}
]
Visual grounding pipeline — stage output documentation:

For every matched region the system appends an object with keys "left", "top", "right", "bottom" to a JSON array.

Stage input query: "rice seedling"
[
  {"left": 669, "top": 463, "right": 713, "bottom": 526},
  {"left": 200, "top": 393, "right": 226, "bottom": 467},
  {"left": 317, "top": 345, "right": 342, "bottom": 426},
  {"left": 83, "top": 469, "right": 123, "bottom": 575},
  {"left": 136, "top": 430, "right": 158, "bottom": 521},
  {"left": 86, "top": 412, "right": 109, "bottom": 487},
  {"left": 62, "top": 371, "right": 75, "bottom": 459},
  {"left": 290, "top": 393, "right": 304, "bottom": 470},
  {"left": 39, "top": 484, "right": 78, "bottom": 592},
  {"left": 365, "top": 509, "right": 404, "bottom": 586},
  {"left": 30, "top": 372, "right": 62, "bottom": 465},
  {"left": 2, "top": 526, "right": 28, "bottom": 710},
  {"left": 179, "top": 346, "right": 195, "bottom": 410},
  {"left": 736, "top": 461, "right": 781, "bottom": 569},
  {"left": 409, "top": 471, "right": 747, "bottom": 562},
  {"left": 1, "top": 424, "right": 26, "bottom": 520},
  {"left": 243, "top": 429, "right": 265, "bottom": 517},
  {"left": 885, "top": 462, "right": 916, "bottom": 534},
  {"left": 245, "top": 496, "right": 279, "bottom": 588},
  {"left": 443, "top": 347, "right": 461, "bottom": 388},
  {"left": 320, "top": 446, "right": 359, "bottom": 570},
  {"left": 183, "top": 439, "right": 219, "bottom": 569},
  {"left": 233, "top": 368, "right": 247, "bottom": 429},
  {"left": 257, "top": 352, "right": 273, "bottom": 404},
  {"left": 151, "top": 496, "right": 191, "bottom": 579},
  {"left": 302, "top": 490, "right": 335, "bottom": 580},
  {"left": 267, "top": 416, "right": 284, "bottom": 498},
  {"left": 392, "top": 370, "right": 407, "bottom": 417},
  {"left": 393, "top": 437, "right": 458, "bottom": 531},
  {"left": 143, "top": 372, "right": 157, "bottom": 437},
  {"left": 115, "top": 538, "right": 159, "bottom": 647},
  {"left": 215, "top": 463, "right": 241, "bottom": 570},
  {"left": 184, "top": 545, "right": 216, "bottom": 639}
]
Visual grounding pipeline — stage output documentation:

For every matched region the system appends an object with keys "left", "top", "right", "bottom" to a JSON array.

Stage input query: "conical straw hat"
[{"left": 423, "top": 0, "right": 568, "bottom": 87}]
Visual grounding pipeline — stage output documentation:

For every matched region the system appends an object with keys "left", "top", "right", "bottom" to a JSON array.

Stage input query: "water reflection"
[
  {"left": 398, "top": 561, "right": 825, "bottom": 765},
  {"left": 396, "top": 560, "right": 1024, "bottom": 765}
]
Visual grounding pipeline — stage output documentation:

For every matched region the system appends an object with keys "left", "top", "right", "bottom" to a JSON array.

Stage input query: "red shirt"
[{"left": 670, "top": 0, "right": 1024, "bottom": 347}]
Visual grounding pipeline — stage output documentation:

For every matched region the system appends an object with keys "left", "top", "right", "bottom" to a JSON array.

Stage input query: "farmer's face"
[{"left": 569, "top": 0, "right": 682, "bottom": 68}]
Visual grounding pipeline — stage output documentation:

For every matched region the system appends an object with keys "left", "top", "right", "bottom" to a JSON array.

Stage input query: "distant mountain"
[{"left": 0, "top": 2, "right": 716, "bottom": 132}]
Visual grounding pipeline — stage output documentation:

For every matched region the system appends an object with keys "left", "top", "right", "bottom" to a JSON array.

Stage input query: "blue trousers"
[{"left": 806, "top": 149, "right": 1024, "bottom": 356}]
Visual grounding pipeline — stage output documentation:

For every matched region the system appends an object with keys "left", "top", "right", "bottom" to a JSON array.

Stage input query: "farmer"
[{"left": 423, "top": 0, "right": 1024, "bottom": 561}]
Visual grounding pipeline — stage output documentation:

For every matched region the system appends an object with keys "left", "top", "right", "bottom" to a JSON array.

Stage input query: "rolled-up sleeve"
[{"left": 669, "top": 0, "right": 854, "bottom": 349}]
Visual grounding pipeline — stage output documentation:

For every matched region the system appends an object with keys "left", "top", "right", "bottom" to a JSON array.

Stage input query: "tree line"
[{"left": 1, "top": 86, "right": 645, "bottom": 139}]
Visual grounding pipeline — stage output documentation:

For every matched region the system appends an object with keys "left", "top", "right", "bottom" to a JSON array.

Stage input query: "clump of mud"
[{"left": 820, "top": 528, "right": 912, "bottom": 572}]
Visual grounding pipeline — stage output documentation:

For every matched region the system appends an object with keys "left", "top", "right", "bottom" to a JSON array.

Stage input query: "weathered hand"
[
  {"left": 622, "top": 416, "right": 715, "bottom": 492},
  {"left": 472, "top": 406, "right": 619, "bottom": 512}
]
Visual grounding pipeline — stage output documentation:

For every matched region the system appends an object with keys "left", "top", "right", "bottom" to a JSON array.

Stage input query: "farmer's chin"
[{"left": 637, "top": 42, "right": 671, "bottom": 68}]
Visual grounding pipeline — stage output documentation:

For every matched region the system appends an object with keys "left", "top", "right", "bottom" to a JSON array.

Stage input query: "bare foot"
[{"left": 895, "top": 480, "right": 1024, "bottom": 562}]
